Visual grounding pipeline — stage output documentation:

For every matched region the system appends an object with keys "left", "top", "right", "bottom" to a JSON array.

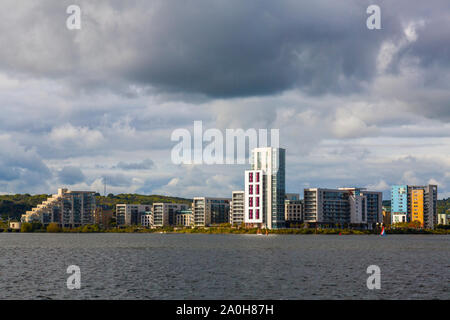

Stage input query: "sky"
[{"left": 0, "top": 0, "right": 449, "bottom": 199}]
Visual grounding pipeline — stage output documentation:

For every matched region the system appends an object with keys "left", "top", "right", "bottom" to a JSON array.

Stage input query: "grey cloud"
[
  {"left": 0, "top": 1, "right": 449, "bottom": 199},
  {"left": 57, "top": 166, "right": 86, "bottom": 184},
  {"left": 114, "top": 159, "right": 154, "bottom": 170},
  {"left": 102, "top": 174, "right": 132, "bottom": 187},
  {"left": 0, "top": 0, "right": 441, "bottom": 98},
  {"left": 136, "top": 177, "right": 172, "bottom": 194},
  {"left": 0, "top": 136, "right": 52, "bottom": 192}
]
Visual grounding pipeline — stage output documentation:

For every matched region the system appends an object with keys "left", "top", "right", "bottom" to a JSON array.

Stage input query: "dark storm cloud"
[
  {"left": 57, "top": 166, "right": 86, "bottom": 184},
  {"left": 0, "top": 1, "right": 449, "bottom": 197},
  {"left": 128, "top": 0, "right": 385, "bottom": 97},
  {"left": 0, "top": 0, "right": 448, "bottom": 121},
  {"left": 2, "top": 0, "right": 446, "bottom": 98}
]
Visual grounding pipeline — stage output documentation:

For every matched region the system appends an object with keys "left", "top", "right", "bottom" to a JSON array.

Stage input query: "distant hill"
[
  {"left": 0, "top": 193, "right": 193, "bottom": 221},
  {"left": 438, "top": 198, "right": 450, "bottom": 215},
  {"left": 96, "top": 193, "right": 192, "bottom": 209}
]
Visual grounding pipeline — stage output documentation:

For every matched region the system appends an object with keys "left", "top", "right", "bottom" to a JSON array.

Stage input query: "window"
[
  {"left": 256, "top": 197, "right": 259, "bottom": 207},
  {"left": 256, "top": 172, "right": 260, "bottom": 182},
  {"left": 256, "top": 209, "right": 259, "bottom": 219},
  {"left": 249, "top": 185, "right": 253, "bottom": 195},
  {"left": 249, "top": 197, "right": 253, "bottom": 207},
  {"left": 249, "top": 209, "right": 253, "bottom": 219},
  {"left": 249, "top": 172, "right": 253, "bottom": 183},
  {"left": 256, "top": 185, "right": 259, "bottom": 195}
]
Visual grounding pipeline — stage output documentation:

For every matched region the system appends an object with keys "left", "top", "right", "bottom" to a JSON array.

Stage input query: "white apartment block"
[
  {"left": 244, "top": 147, "right": 286, "bottom": 229},
  {"left": 21, "top": 188, "right": 96, "bottom": 228},
  {"left": 141, "top": 214, "right": 153, "bottom": 228},
  {"left": 230, "top": 191, "right": 245, "bottom": 226},
  {"left": 176, "top": 210, "right": 194, "bottom": 227},
  {"left": 116, "top": 204, "right": 151, "bottom": 226},
  {"left": 392, "top": 213, "right": 407, "bottom": 224},
  {"left": 193, "top": 197, "right": 231, "bottom": 227},
  {"left": 348, "top": 193, "right": 367, "bottom": 224},
  {"left": 152, "top": 203, "right": 188, "bottom": 227},
  {"left": 438, "top": 213, "right": 449, "bottom": 225}
]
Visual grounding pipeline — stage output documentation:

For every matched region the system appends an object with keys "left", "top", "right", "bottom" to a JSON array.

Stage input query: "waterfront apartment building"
[
  {"left": 21, "top": 188, "right": 96, "bottom": 228},
  {"left": 303, "top": 187, "right": 382, "bottom": 229},
  {"left": 152, "top": 203, "right": 188, "bottom": 227},
  {"left": 140, "top": 212, "right": 153, "bottom": 227},
  {"left": 176, "top": 209, "right": 194, "bottom": 227},
  {"left": 391, "top": 185, "right": 408, "bottom": 214},
  {"left": 285, "top": 193, "right": 303, "bottom": 225},
  {"left": 391, "top": 184, "right": 438, "bottom": 228},
  {"left": 411, "top": 189, "right": 424, "bottom": 226},
  {"left": 411, "top": 185, "right": 437, "bottom": 228},
  {"left": 438, "top": 212, "right": 449, "bottom": 225},
  {"left": 193, "top": 197, "right": 231, "bottom": 227},
  {"left": 245, "top": 147, "right": 286, "bottom": 229},
  {"left": 382, "top": 207, "right": 391, "bottom": 226},
  {"left": 230, "top": 191, "right": 245, "bottom": 226},
  {"left": 392, "top": 212, "right": 407, "bottom": 224},
  {"left": 359, "top": 190, "right": 383, "bottom": 226},
  {"left": 93, "top": 207, "right": 114, "bottom": 228},
  {"left": 116, "top": 204, "right": 151, "bottom": 226}
]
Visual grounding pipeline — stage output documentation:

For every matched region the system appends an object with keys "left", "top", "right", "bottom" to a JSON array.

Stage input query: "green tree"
[
  {"left": 21, "top": 222, "right": 33, "bottom": 233},
  {"left": 46, "top": 222, "right": 61, "bottom": 233},
  {"left": 81, "top": 224, "right": 100, "bottom": 233}
]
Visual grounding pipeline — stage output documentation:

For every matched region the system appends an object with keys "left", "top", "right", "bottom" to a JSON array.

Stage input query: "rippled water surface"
[{"left": 0, "top": 233, "right": 448, "bottom": 299}]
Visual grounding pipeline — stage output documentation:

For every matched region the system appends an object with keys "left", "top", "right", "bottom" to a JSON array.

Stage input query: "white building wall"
[{"left": 349, "top": 194, "right": 367, "bottom": 224}]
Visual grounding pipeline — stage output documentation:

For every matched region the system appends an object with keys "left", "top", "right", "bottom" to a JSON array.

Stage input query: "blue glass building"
[{"left": 391, "top": 185, "right": 408, "bottom": 214}]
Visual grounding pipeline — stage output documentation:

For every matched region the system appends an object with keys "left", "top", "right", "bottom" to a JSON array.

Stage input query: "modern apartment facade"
[
  {"left": 285, "top": 200, "right": 303, "bottom": 224},
  {"left": 303, "top": 187, "right": 382, "bottom": 229},
  {"left": 116, "top": 204, "right": 151, "bottom": 226},
  {"left": 93, "top": 207, "right": 114, "bottom": 228},
  {"left": 438, "top": 212, "right": 449, "bottom": 225},
  {"left": 193, "top": 197, "right": 231, "bottom": 227},
  {"left": 391, "top": 185, "right": 408, "bottom": 214},
  {"left": 21, "top": 188, "right": 96, "bottom": 228},
  {"left": 230, "top": 191, "right": 245, "bottom": 226},
  {"left": 285, "top": 193, "right": 303, "bottom": 224},
  {"left": 392, "top": 212, "right": 407, "bottom": 224},
  {"left": 141, "top": 213, "right": 153, "bottom": 227},
  {"left": 390, "top": 184, "right": 438, "bottom": 228},
  {"left": 413, "top": 185, "right": 437, "bottom": 229},
  {"left": 359, "top": 190, "right": 383, "bottom": 226},
  {"left": 176, "top": 209, "right": 194, "bottom": 227},
  {"left": 244, "top": 147, "right": 286, "bottom": 229},
  {"left": 152, "top": 203, "right": 188, "bottom": 227},
  {"left": 411, "top": 189, "right": 424, "bottom": 226}
]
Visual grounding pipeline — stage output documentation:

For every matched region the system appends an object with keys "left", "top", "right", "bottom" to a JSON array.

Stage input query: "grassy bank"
[{"left": 4, "top": 223, "right": 449, "bottom": 235}]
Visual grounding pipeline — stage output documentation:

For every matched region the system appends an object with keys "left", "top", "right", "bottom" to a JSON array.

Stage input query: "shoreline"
[{"left": 2, "top": 227, "right": 449, "bottom": 235}]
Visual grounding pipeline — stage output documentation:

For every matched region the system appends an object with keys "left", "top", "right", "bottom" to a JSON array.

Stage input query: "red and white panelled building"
[{"left": 245, "top": 169, "right": 264, "bottom": 227}]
